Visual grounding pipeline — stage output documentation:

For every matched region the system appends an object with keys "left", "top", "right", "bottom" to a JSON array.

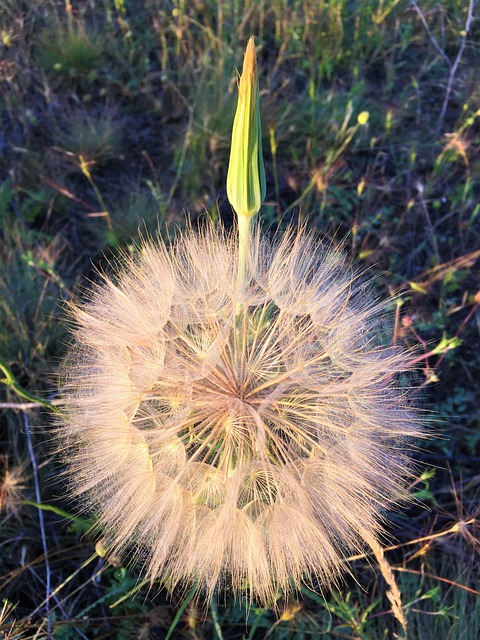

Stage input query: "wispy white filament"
[{"left": 58, "top": 221, "right": 420, "bottom": 604}]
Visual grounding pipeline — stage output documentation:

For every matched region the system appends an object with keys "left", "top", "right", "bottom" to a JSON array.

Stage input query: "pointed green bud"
[{"left": 227, "top": 37, "right": 266, "bottom": 220}]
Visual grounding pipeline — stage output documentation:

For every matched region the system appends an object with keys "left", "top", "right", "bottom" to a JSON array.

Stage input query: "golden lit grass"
[{"left": 57, "top": 221, "right": 421, "bottom": 605}]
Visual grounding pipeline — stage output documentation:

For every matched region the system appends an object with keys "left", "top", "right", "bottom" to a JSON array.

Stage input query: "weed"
[
  {"left": 51, "top": 106, "right": 122, "bottom": 169},
  {"left": 36, "top": 24, "right": 104, "bottom": 82}
]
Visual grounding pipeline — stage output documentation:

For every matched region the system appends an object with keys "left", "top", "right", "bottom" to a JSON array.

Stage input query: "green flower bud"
[{"left": 227, "top": 37, "right": 266, "bottom": 220}]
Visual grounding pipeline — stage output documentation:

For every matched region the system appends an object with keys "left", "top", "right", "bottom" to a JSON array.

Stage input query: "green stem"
[
  {"left": 79, "top": 155, "right": 117, "bottom": 245},
  {"left": 210, "top": 596, "right": 224, "bottom": 640},
  {"left": 0, "top": 356, "right": 59, "bottom": 413},
  {"left": 237, "top": 214, "right": 252, "bottom": 291},
  {"left": 22, "top": 500, "right": 93, "bottom": 529},
  {"left": 164, "top": 583, "right": 197, "bottom": 640}
]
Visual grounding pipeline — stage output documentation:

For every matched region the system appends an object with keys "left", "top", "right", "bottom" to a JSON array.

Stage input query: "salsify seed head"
[{"left": 58, "top": 221, "right": 420, "bottom": 604}]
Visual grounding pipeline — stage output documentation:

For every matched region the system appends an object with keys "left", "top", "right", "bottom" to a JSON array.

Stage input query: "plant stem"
[
  {"left": 237, "top": 214, "right": 252, "bottom": 291},
  {"left": 0, "top": 356, "right": 59, "bottom": 413},
  {"left": 24, "top": 410, "right": 52, "bottom": 637}
]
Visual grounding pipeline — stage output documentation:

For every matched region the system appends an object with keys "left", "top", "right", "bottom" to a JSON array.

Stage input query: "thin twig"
[
  {"left": 436, "top": 0, "right": 475, "bottom": 137},
  {"left": 23, "top": 411, "right": 51, "bottom": 637},
  {"left": 410, "top": 1, "right": 451, "bottom": 66},
  {"left": 394, "top": 567, "right": 480, "bottom": 596},
  {"left": 27, "top": 567, "right": 90, "bottom": 640},
  {"left": 0, "top": 400, "right": 62, "bottom": 411},
  {"left": 346, "top": 519, "right": 476, "bottom": 562},
  {"left": 411, "top": 0, "right": 476, "bottom": 137}
]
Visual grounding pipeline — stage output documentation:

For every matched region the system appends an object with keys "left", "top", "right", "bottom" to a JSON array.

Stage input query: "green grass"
[{"left": 0, "top": 0, "right": 479, "bottom": 638}]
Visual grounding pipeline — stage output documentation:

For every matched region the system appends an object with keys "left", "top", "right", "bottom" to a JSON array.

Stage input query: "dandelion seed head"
[{"left": 58, "top": 221, "right": 421, "bottom": 604}]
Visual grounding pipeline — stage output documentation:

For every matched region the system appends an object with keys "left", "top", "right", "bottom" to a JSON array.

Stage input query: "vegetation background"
[{"left": 0, "top": 0, "right": 479, "bottom": 638}]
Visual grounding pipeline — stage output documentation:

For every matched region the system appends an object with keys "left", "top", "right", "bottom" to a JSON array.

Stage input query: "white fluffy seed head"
[{"left": 57, "top": 221, "right": 421, "bottom": 604}]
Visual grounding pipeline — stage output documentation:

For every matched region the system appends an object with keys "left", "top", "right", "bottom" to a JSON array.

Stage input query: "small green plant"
[
  {"left": 52, "top": 106, "right": 122, "bottom": 168},
  {"left": 36, "top": 23, "right": 104, "bottom": 80}
]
